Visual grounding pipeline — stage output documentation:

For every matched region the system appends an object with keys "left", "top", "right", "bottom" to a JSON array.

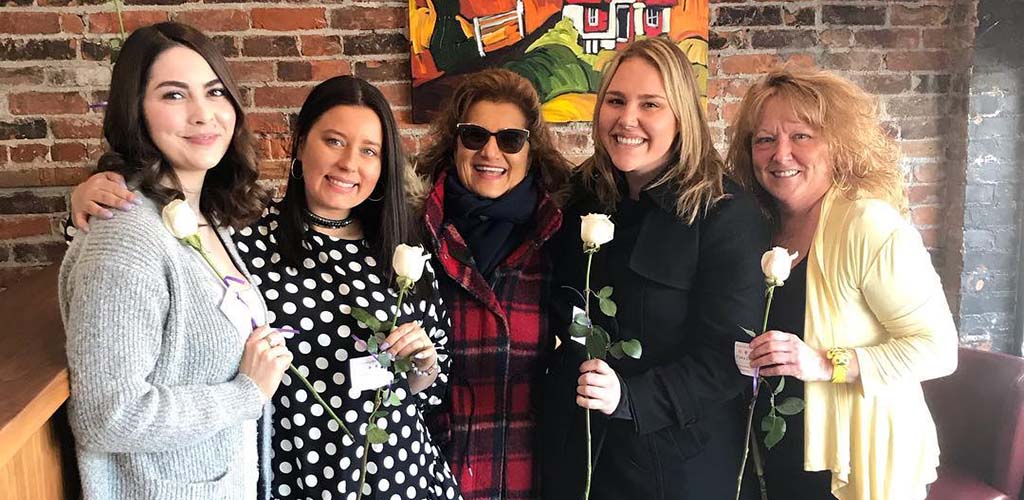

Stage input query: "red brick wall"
[{"left": 0, "top": 0, "right": 977, "bottom": 295}]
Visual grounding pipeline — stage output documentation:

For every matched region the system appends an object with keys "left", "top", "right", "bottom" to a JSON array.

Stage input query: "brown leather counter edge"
[{"left": 0, "top": 265, "right": 70, "bottom": 468}]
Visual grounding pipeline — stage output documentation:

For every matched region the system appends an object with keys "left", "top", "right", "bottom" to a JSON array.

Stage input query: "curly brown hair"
[
  {"left": 414, "top": 68, "right": 572, "bottom": 204},
  {"left": 726, "top": 68, "right": 906, "bottom": 219},
  {"left": 582, "top": 36, "right": 727, "bottom": 225}
]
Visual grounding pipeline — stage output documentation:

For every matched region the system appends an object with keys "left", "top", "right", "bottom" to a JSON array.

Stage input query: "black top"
[
  {"left": 753, "top": 258, "right": 834, "bottom": 499},
  {"left": 541, "top": 174, "right": 770, "bottom": 500}
]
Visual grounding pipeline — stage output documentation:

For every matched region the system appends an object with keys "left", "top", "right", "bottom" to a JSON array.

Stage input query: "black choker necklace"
[{"left": 303, "top": 208, "right": 355, "bottom": 229}]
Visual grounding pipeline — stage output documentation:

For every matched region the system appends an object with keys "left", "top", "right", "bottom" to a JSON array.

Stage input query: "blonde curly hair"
[{"left": 726, "top": 68, "right": 907, "bottom": 218}]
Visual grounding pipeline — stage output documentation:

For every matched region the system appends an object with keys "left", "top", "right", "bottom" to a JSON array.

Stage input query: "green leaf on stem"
[
  {"left": 569, "top": 322, "right": 590, "bottom": 338},
  {"left": 621, "top": 339, "right": 642, "bottom": 359},
  {"left": 776, "top": 397, "right": 805, "bottom": 416},
  {"left": 367, "top": 426, "right": 389, "bottom": 444},
  {"left": 740, "top": 326, "right": 758, "bottom": 338},
  {"left": 387, "top": 391, "right": 401, "bottom": 407},
  {"left": 597, "top": 286, "right": 613, "bottom": 299},
  {"left": 587, "top": 325, "right": 611, "bottom": 359},
  {"left": 371, "top": 410, "right": 388, "bottom": 421},
  {"left": 394, "top": 357, "right": 413, "bottom": 374},
  {"left": 351, "top": 307, "right": 382, "bottom": 332},
  {"left": 380, "top": 321, "right": 394, "bottom": 333},
  {"left": 367, "top": 335, "right": 379, "bottom": 353},
  {"left": 762, "top": 413, "right": 786, "bottom": 449},
  {"left": 573, "top": 312, "right": 591, "bottom": 325},
  {"left": 569, "top": 313, "right": 591, "bottom": 338},
  {"left": 773, "top": 377, "right": 786, "bottom": 396},
  {"left": 598, "top": 297, "right": 617, "bottom": 317},
  {"left": 376, "top": 353, "right": 392, "bottom": 369},
  {"left": 608, "top": 342, "right": 625, "bottom": 359}
]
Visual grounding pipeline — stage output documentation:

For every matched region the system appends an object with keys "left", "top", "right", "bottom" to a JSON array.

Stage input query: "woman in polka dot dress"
[
  {"left": 67, "top": 76, "right": 463, "bottom": 500},
  {"left": 240, "top": 77, "right": 461, "bottom": 500}
]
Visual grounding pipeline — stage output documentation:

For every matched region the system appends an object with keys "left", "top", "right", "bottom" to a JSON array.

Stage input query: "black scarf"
[{"left": 444, "top": 169, "right": 538, "bottom": 278}]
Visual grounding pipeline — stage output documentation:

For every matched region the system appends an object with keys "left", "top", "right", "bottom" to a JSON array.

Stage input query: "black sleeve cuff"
[{"left": 609, "top": 372, "right": 633, "bottom": 420}]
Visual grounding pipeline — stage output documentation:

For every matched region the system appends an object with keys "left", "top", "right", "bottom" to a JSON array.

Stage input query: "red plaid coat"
[{"left": 423, "top": 170, "right": 562, "bottom": 500}]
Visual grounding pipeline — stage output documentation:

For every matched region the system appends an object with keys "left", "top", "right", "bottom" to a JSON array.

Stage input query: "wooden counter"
[{"left": 0, "top": 265, "right": 74, "bottom": 499}]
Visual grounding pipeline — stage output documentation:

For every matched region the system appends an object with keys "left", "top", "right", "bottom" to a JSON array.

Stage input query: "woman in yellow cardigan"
[{"left": 728, "top": 68, "right": 958, "bottom": 500}]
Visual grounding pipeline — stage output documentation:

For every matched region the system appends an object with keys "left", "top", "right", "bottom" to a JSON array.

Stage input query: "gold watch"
[{"left": 826, "top": 347, "right": 852, "bottom": 384}]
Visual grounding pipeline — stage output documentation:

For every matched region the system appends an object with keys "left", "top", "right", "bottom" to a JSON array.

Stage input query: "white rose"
[
  {"left": 392, "top": 244, "right": 431, "bottom": 285},
  {"left": 580, "top": 213, "right": 615, "bottom": 249},
  {"left": 161, "top": 199, "right": 199, "bottom": 239},
  {"left": 761, "top": 247, "right": 799, "bottom": 286}
]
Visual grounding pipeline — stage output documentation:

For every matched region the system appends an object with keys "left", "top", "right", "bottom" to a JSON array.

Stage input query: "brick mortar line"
[
  {"left": 711, "top": 2, "right": 957, "bottom": 5},
  {"left": 0, "top": 233, "right": 64, "bottom": 244},
  {"left": 0, "top": 185, "right": 74, "bottom": 195},
  {"left": 227, "top": 54, "right": 409, "bottom": 62},
  {"left": 713, "top": 46, "right": 961, "bottom": 54},
  {"left": 0, "top": 28, "right": 411, "bottom": 40},
  {"left": 0, "top": 3, "right": 406, "bottom": 13}
]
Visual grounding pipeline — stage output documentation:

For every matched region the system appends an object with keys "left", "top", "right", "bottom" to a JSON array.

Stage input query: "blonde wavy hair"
[
  {"left": 726, "top": 68, "right": 907, "bottom": 218},
  {"left": 582, "top": 36, "right": 726, "bottom": 225}
]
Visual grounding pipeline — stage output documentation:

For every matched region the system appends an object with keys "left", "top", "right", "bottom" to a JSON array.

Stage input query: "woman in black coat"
[{"left": 541, "top": 37, "right": 768, "bottom": 500}]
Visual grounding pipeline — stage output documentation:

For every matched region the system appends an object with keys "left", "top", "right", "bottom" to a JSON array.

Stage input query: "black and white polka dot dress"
[{"left": 233, "top": 202, "right": 462, "bottom": 500}]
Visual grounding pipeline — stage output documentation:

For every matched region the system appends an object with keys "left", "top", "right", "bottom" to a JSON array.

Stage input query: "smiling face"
[
  {"left": 751, "top": 97, "right": 833, "bottom": 214},
  {"left": 454, "top": 100, "right": 531, "bottom": 199},
  {"left": 299, "top": 104, "right": 383, "bottom": 220},
  {"left": 597, "top": 57, "right": 678, "bottom": 184},
  {"left": 142, "top": 45, "right": 236, "bottom": 182}
]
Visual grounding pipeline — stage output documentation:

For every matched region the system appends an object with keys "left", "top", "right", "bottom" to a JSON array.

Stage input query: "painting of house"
[
  {"left": 561, "top": 0, "right": 677, "bottom": 54},
  {"left": 409, "top": 0, "right": 709, "bottom": 123}
]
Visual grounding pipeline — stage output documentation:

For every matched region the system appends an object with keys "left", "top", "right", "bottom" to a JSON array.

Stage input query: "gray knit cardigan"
[{"left": 59, "top": 195, "right": 274, "bottom": 500}]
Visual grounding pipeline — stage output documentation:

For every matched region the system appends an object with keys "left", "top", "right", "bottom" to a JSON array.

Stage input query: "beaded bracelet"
[{"left": 412, "top": 359, "right": 438, "bottom": 377}]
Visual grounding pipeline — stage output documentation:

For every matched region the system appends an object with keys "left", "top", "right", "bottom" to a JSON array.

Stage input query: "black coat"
[{"left": 540, "top": 176, "right": 768, "bottom": 500}]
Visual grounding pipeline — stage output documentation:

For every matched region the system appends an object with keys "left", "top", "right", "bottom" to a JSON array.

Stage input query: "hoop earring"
[
  {"left": 289, "top": 159, "right": 303, "bottom": 179},
  {"left": 367, "top": 192, "right": 384, "bottom": 202}
]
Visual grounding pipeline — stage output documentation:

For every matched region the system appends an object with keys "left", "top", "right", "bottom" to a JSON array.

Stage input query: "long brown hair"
[
  {"left": 582, "top": 36, "right": 726, "bottom": 224},
  {"left": 726, "top": 68, "right": 906, "bottom": 219},
  {"left": 99, "top": 21, "right": 266, "bottom": 228},
  {"left": 277, "top": 76, "right": 414, "bottom": 272},
  {"left": 415, "top": 68, "right": 573, "bottom": 204}
]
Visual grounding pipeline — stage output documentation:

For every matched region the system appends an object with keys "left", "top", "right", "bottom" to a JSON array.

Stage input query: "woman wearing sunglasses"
[
  {"left": 540, "top": 37, "right": 768, "bottom": 500},
  {"left": 415, "top": 68, "right": 574, "bottom": 500}
]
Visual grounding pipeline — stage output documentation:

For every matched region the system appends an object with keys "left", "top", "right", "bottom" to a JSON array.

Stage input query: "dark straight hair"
[
  {"left": 277, "top": 76, "right": 414, "bottom": 274},
  {"left": 99, "top": 21, "right": 266, "bottom": 228}
]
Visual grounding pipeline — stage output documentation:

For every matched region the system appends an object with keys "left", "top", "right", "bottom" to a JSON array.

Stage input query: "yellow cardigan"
[{"left": 803, "top": 188, "right": 958, "bottom": 500}]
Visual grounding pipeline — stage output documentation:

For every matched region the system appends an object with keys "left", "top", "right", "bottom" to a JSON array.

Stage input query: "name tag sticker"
[
  {"left": 349, "top": 355, "right": 394, "bottom": 392},
  {"left": 220, "top": 285, "right": 252, "bottom": 336},
  {"left": 570, "top": 306, "right": 586, "bottom": 346},
  {"left": 734, "top": 341, "right": 755, "bottom": 377}
]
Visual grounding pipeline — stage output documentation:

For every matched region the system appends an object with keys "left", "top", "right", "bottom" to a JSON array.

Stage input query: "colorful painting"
[{"left": 409, "top": 0, "right": 710, "bottom": 123}]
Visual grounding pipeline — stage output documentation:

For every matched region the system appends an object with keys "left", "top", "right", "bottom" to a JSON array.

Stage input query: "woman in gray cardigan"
[{"left": 58, "top": 23, "right": 291, "bottom": 500}]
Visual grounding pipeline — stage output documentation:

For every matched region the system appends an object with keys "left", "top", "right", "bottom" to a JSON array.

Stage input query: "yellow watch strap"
[{"left": 827, "top": 347, "right": 852, "bottom": 384}]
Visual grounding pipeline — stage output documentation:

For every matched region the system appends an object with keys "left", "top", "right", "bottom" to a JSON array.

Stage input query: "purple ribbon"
[{"left": 223, "top": 276, "right": 247, "bottom": 287}]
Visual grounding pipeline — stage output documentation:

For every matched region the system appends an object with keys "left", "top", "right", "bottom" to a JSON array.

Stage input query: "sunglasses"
[{"left": 456, "top": 123, "right": 530, "bottom": 154}]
